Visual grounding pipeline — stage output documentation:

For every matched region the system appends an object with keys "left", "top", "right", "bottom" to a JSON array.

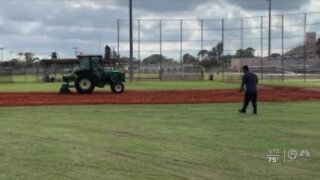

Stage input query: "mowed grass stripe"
[
  {"left": 0, "top": 102, "right": 320, "bottom": 179},
  {"left": 0, "top": 81, "right": 239, "bottom": 92}
]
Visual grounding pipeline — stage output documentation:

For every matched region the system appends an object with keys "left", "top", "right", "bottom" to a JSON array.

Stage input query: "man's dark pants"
[{"left": 241, "top": 92, "right": 257, "bottom": 113}]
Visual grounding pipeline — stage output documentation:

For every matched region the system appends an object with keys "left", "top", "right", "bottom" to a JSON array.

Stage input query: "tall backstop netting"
[
  {"left": 118, "top": 12, "right": 320, "bottom": 81},
  {"left": 161, "top": 64, "right": 204, "bottom": 81}
]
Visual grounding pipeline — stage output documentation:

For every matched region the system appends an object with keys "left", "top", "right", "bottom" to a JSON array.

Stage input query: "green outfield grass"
[
  {"left": 1, "top": 79, "right": 320, "bottom": 93},
  {"left": 261, "top": 80, "right": 320, "bottom": 88},
  {"left": 0, "top": 102, "right": 319, "bottom": 179},
  {"left": 220, "top": 79, "right": 320, "bottom": 88},
  {"left": 125, "top": 81, "right": 238, "bottom": 90},
  {"left": 0, "top": 81, "right": 239, "bottom": 92},
  {"left": 11, "top": 74, "right": 41, "bottom": 83},
  {"left": 0, "top": 83, "right": 60, "bottom": 92}
]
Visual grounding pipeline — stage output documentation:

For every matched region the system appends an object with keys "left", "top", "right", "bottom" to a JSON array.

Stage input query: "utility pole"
[{"left": 129, "top": 0, "right": 134, "bottom": 81}]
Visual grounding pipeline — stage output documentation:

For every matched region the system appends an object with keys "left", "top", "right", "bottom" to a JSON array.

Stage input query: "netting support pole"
[
  {"left": 138, "top": 19, "right": 141, "bottom": 80},
  {"left": 268, "top": 0, "right": 272, "bottom": 59},
  {"left": 281, "top": 15, "right": 284, "bottom": 81},
  {"left": 304, "top": 13, "right": 307, "bottom": 82},
  {"left": 117, "top": 19, "right": 120, "bottom": 60},
  {"left": 240, "top": 17, "right": 244, "bottom": 72},
  {"left": 129, "top": 0, "right": 134, "bottom": 81},
  {"left": 221, "top": 18, "right": 224, "bottom": 80},
  {"left": 159, "top": 20, "right": 162, "bottom": 81},
  {"left": 260, "top": 16, "right": 264, "bottom": 81},
  {"left": 201, "top": 19, "right": 204, "bottom": 51},
  {"left": 180, "top": 19, "right": 183, "bottom": 81}
]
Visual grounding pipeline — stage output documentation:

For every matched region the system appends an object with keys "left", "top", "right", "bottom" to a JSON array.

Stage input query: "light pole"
[
  {"left": 99, "top": 34, "right": 102, "bottom": 55},
  {"left": 73, "top": 47, "right": 79, "bottom": 57},
  {"left": 9, "top": 51, "right": 14, "bottom": 60},
  {"left": 129, "top": 0, "right": 134, "bottom": 81},
  {"left": 0, "top": 47, "right": 4, "bottom": 61}
]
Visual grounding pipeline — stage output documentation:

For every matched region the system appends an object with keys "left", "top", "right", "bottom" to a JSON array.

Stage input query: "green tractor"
[{"left": 60, "top": 55, "right": 125, "bottom": 94}]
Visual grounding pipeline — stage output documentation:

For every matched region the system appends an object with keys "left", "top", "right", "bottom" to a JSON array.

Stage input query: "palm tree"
[
  {"left": 24, "top": 52, "right": 34, "bottom": 62},
  {"left": 17, "top": 52, "right": 23, "bottom": 61},
  {"left": 216, "top": 42, "right": 224, "bottom": 58},
  {"left": 197, "top": 50, "right": 209, "bottom": 61},
  {"left": 24, "top": 52, "right": 35, "bottom": 67},
  {"left": 208, "top": 47, "right": 218, "bottom": 60},
  {"left": 51, "top": 52, "right": 58, "bottom": 59}
]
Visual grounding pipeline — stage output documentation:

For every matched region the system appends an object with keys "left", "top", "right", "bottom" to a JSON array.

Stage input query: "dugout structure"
[
  {"left": 40, "top": 59, "right": 78, "bottom": 82},
  {"left": 0, "top": 67, "right": 13, "bottom": 83}
]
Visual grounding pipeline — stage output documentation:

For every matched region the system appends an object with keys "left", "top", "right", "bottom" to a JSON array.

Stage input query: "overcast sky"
[{"left": 0, "top": 0, "right": 318, "bottom": 60}]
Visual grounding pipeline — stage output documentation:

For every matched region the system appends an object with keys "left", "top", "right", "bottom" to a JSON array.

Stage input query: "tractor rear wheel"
[
  {"left": 75, "top": 76, "right": 95, "bottom": 94},
  {"left": 111, "top": 82, "right": 124, "bottom": 93}
]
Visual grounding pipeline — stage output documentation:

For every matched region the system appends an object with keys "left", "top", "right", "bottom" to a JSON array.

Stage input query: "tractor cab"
[
  {"left": 60, "top": 55, "right": 125, "bottom": 94},
  {"left": 78, "top": 55, "right": 103, "bottom": 71}
]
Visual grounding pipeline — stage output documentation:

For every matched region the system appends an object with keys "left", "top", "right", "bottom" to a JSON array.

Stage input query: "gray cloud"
[
  {"left": 0, "top": 0, "right": 125, "bottom": 57},
  {"left": 0, "top": 0, "right": 316, "bottom": 60},
  {"left": 113, "top": 0, "right": 209, "bottom": 12},
  {"left": 225, "top": 0, "right": 309, "bottom": 11},
  {"left": 0, "top": 1, "right": 125, "bottom": 29}
]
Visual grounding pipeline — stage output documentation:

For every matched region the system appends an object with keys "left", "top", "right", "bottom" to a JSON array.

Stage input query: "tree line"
[
  {"left": 3, "top": 38, "right": 320, "bottom": 69},
  {"left": 0, "top": 52, "right": 40, "bottom": 68},
  {"left": 135, "top": 43, "right": 256, "bottom": 69}
]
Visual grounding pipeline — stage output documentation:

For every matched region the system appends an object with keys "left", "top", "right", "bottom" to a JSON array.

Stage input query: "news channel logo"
[{"left": 267, "top": 148, "right": 310, "bottom": 163}]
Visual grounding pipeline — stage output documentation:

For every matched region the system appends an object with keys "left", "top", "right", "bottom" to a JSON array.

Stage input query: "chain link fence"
[{"left": 118, "top": 12, "right": 320, "bottom": 81}]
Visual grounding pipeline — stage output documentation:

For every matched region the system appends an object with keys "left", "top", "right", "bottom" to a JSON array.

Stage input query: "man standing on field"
[{"left": 239, "top": 65, "right": 259, "bottom": 114}]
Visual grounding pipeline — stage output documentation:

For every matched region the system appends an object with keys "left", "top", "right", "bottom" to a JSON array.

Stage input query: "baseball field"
[{"left": 0, "top": 81, "right": 320, "bottom": 179}]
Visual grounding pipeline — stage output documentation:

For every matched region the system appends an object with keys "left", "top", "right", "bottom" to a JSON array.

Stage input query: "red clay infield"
[{"left": 1, "top": 86, "right": 320, "bottom": 106}]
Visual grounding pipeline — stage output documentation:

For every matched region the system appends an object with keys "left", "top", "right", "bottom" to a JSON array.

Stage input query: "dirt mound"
[{"left": 1, "top": 87, "right": 320, "bottom": 107}]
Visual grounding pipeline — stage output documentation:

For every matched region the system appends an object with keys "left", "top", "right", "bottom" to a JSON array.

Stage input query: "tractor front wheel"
[
  {"left": 75, "top": 77, "right": 95, "bottom": 94},
  {"left": 111, "top": 83, "right": 124, "bottom": 93}
]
